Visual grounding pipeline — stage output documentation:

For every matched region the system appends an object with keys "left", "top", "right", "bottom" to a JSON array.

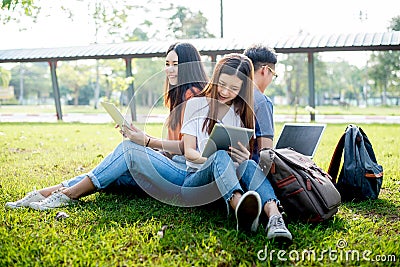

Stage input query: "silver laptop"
[{"left": 274, "top": 123, "right": 326, "bottom": 158}]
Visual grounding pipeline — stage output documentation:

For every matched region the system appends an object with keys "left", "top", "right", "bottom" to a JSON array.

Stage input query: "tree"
[
  {"left": 124, "top": 4, "right": 216, "bottom": 109},
  {"left": 367, "top": 15, "right": 400, "bottom": 106},
  {"left": 332, "top": 61, "right": 363, "bottom": 106},
  {"left": 86, "top": 1, "right": 145, "bottom": 109},
  {"left": 281, "top": 53, "right": 309, "bottom": 106},
  {"left": 369, "top": 51, "right": 400, "bottom": 105},
  {"left": 1, "top": 0, "right": 40, "bottom": 23},
  {"left": 389, "top": 15, "right": 400, "bottom": 30},
  {"left": 0, "top": 66, "right": 13, "bottom": 102},
  {"left": 58, "top": 62, "right": 92, "bottom": 106},
  {"left": 0, "top": 67, "right": 11, "bottom": 88},
  {"left": 9, "top": 62, "right": 52, "bottom": 104},
  {"left": 2, "top": 1, "right": 217, "bottom": 110},
  {"left": 133, "top": 58, "right": 165, "bottom": 107},
  {"left": 165, "top": 4, "right": 215, "bottom": 39}
]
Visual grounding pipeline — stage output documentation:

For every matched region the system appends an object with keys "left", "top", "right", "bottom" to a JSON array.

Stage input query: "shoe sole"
[
  {"left": 5, "top": 204, "right": 24, "bottom": 209},
  {"left": 236, "top": 191, "right": 262, "bottom": 232},
  {"left": 29, "top": 201, "right": 74, "bottom": 211},
  {"left": 269, "top": 236, "right": 293, "bottom": 244},
  {"left": 267, "top": 231, "right": 293, "bottom": 242},
  {"left": 29, "top": 203, "right": 50, "bottom": 211}
]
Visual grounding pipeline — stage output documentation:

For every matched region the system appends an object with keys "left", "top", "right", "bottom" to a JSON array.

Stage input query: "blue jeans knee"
[{"left": 238, "top": 160, "right": 279, "bottom": 207}]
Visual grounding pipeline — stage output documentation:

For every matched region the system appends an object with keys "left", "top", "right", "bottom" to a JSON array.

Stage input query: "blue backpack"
[{"left": 328, "top": 125, "right": 383, "bottom": 201}]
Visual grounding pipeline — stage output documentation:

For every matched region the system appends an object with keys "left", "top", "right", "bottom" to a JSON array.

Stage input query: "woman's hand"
[
  {"left": 229, "top": 142, "right": 250, "bottom": 164},
  {"left": 120, "top": 125, "right": 149, "bottom": 146}
]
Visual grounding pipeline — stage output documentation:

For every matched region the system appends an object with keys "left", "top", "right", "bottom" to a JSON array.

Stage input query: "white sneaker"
[
  {"left": 30, "top": 191, "right": 76, "bottom": 211},
  {"left": 235, "top": 191, "right": 262, "bottom": 232},
  {"left": 266, "top": 214, "right": 293, "bottom": 241},
  {"left": 5, "top": 190, "right": 46, "bottom": 209}
]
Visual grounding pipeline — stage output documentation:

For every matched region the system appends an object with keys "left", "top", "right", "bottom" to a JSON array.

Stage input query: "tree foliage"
[
  {"left": 1, "top": 0, "right": 39, "bottom": 23},
  {"left": 389, "top": 15, "right": 400, "bottom": 31},
  {"left": 57, "top": 62, "right": 92, "bottom": 106},
  {"left": 367, "top": 15, "right": 400, "bottom": 105},
  {"left": 165, "top": 5, "right": 215, "bottom": 39},
  {"left": 4, "top": 1, "right": 397, "bottom": 107},
  {"left": 280, "top": 54, "right": 309, "bottom": 105},
  {"left": 0, "top": 67, "right": 11, "bottom": 88},
  {"left": 2, "top": 0, "right": 216, "bottom": 108},
  {"left": 9, "top": 62, "right": 51, "bottom": 104}
]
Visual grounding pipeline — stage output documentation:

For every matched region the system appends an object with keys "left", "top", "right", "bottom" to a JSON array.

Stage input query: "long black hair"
[
  {"left": 200, "top": 53, "right": 254, "bottom": 135},
  {"left": 198, "top": 53, "right": 255, "bottom": 155},
  {"left": 163, "top": 42, "right": 208, "bottom": 131}
]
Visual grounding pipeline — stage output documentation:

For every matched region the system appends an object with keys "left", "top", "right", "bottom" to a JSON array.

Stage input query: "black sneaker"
[{"left": 235, "top": 191, "right": 262, "bottom": 232}]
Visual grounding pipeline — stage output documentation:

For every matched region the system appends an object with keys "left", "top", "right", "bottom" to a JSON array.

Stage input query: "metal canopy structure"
[
  {"left": 0, "top": 38, "right": 252, "bottom": 63},
  {"left": 1, "top": 31, "right": 399, "bottom": 121},
  {"left": 273, "top": 31, "right": 400, "bottom": 53},
  {"left": 1, "top": 32, "right": 399, "bottom": 63}
]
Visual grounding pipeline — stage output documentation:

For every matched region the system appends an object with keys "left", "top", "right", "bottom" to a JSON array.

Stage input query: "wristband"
[{"left": 145, "top": 137, "right": 151, "bottom": 147}]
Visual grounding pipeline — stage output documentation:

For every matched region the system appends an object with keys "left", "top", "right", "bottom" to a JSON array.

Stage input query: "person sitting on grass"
[
  {"left": 178, "top": 53, "right": 292, "bottom": 240},
  {"left": 6, "top": 49, "right": 291, "bottom": 241},
  {"left": 5, "top": 42, "right": 208, "bottom": 210}
]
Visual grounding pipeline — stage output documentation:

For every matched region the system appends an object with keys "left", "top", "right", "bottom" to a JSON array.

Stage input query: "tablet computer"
[
  {"left": 100, "top": 101, "right": 131, "bottom": 128},
  {"left": 202, "top": 124, "right": 254, "bottom": 157}
]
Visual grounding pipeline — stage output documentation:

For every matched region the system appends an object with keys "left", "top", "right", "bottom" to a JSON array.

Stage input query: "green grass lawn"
[{"left": 1, "top": 122, "right": 399, "bottom": 266}]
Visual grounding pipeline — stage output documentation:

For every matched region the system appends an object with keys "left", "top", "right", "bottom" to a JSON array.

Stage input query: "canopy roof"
[
  {"left": 1, "top": 31, "right": 399, "bottom": 122},
  {"left": 1, "top": 31, "right": 399, "bottom": 63}
]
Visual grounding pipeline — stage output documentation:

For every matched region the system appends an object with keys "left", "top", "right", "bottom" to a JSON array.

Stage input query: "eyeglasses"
[{"left": 262, "top": 65, "right": 278, "bottom": 79}]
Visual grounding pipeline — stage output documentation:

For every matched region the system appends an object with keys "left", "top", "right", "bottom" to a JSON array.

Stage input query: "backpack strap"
[
  {"left": 327, "top": 132, "right": 345, "bottom": 183},
  {"left": 259, "top": 148, "right": 275, "bottom": 175}
]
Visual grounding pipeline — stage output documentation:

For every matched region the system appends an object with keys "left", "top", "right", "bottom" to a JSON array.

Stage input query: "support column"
[
  {"left": 210, "top": 54, "right": 217, "bottom": 72},
  {"left": 307, "top": 52, "right": 315, "bottom": 122},
  {"left": 220, "top": 0, "right": 224, "bottom": 38},
  {"left": 49, "top": 61, "right": 63, "bottom": 121},
  {"left": 125, "top": 57, "right": 136, "bottom": 121}
]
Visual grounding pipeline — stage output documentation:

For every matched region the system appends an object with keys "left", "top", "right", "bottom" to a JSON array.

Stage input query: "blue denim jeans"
[
  {"left": 182, "top": 151, "right": 242, "bottom": 206},
  {"left": 182, "top": 150, "right": 278, "bottom": 211},
  {"left": 237, "top": 159, "right": 278, "bottom": 207},
  {"left": 62, "top": 141, "right": 278, "bottom": 208},
  {"left": 63, "top": 140, "right": 187, "bottom": 203}
]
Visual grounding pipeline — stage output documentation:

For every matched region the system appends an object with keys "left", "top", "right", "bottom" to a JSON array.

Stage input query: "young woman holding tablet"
[{"left": 180, "top": 53, "right": 292, "bottom": 239}]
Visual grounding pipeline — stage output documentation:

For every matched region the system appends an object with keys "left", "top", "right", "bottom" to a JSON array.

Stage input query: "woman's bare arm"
[
  {"left": 183, "top": 134, "right": 207, "bottom": 164},
  {"left": 121, "top": 125, "right": 183, "bottom": 155}
]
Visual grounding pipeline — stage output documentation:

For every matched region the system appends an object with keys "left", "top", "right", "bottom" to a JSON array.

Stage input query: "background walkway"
[{"left": 1, "top": 113, "right": 399, "bottom": 124}]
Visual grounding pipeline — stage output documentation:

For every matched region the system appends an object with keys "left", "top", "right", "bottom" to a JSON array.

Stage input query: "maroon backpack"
[{"left": 259, "top": 148, "right": 341, "bottom": 222}]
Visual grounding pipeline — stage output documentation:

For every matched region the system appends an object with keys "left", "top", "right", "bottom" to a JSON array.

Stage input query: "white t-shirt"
[{"left": 181, "top": 97, "right": 242, "bottom": 169}]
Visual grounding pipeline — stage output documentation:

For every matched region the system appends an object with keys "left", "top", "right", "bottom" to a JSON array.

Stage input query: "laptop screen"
[{"left": 275, "top": 123, "right": 326, "bottom": 158}]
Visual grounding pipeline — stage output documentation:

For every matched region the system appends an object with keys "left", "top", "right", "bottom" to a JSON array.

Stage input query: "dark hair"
[
  {"left": 243, "top": 44, "right": 277, "bottom": 71},
  {"left": 164, "top": 42, "right": 208, "bottom": 130},
  {"left": 200, "top": 53, "right": 254, "bottom": 140}
]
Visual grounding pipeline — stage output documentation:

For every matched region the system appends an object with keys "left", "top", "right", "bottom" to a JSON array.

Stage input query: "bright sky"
[{"left": 0, "top": 0, "right": 398, "bottom": 64}]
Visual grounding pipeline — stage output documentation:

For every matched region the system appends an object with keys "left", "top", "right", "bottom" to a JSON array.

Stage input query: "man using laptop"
[{"left": 244, "top": 45, "right": 278, "bottom": 162}]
